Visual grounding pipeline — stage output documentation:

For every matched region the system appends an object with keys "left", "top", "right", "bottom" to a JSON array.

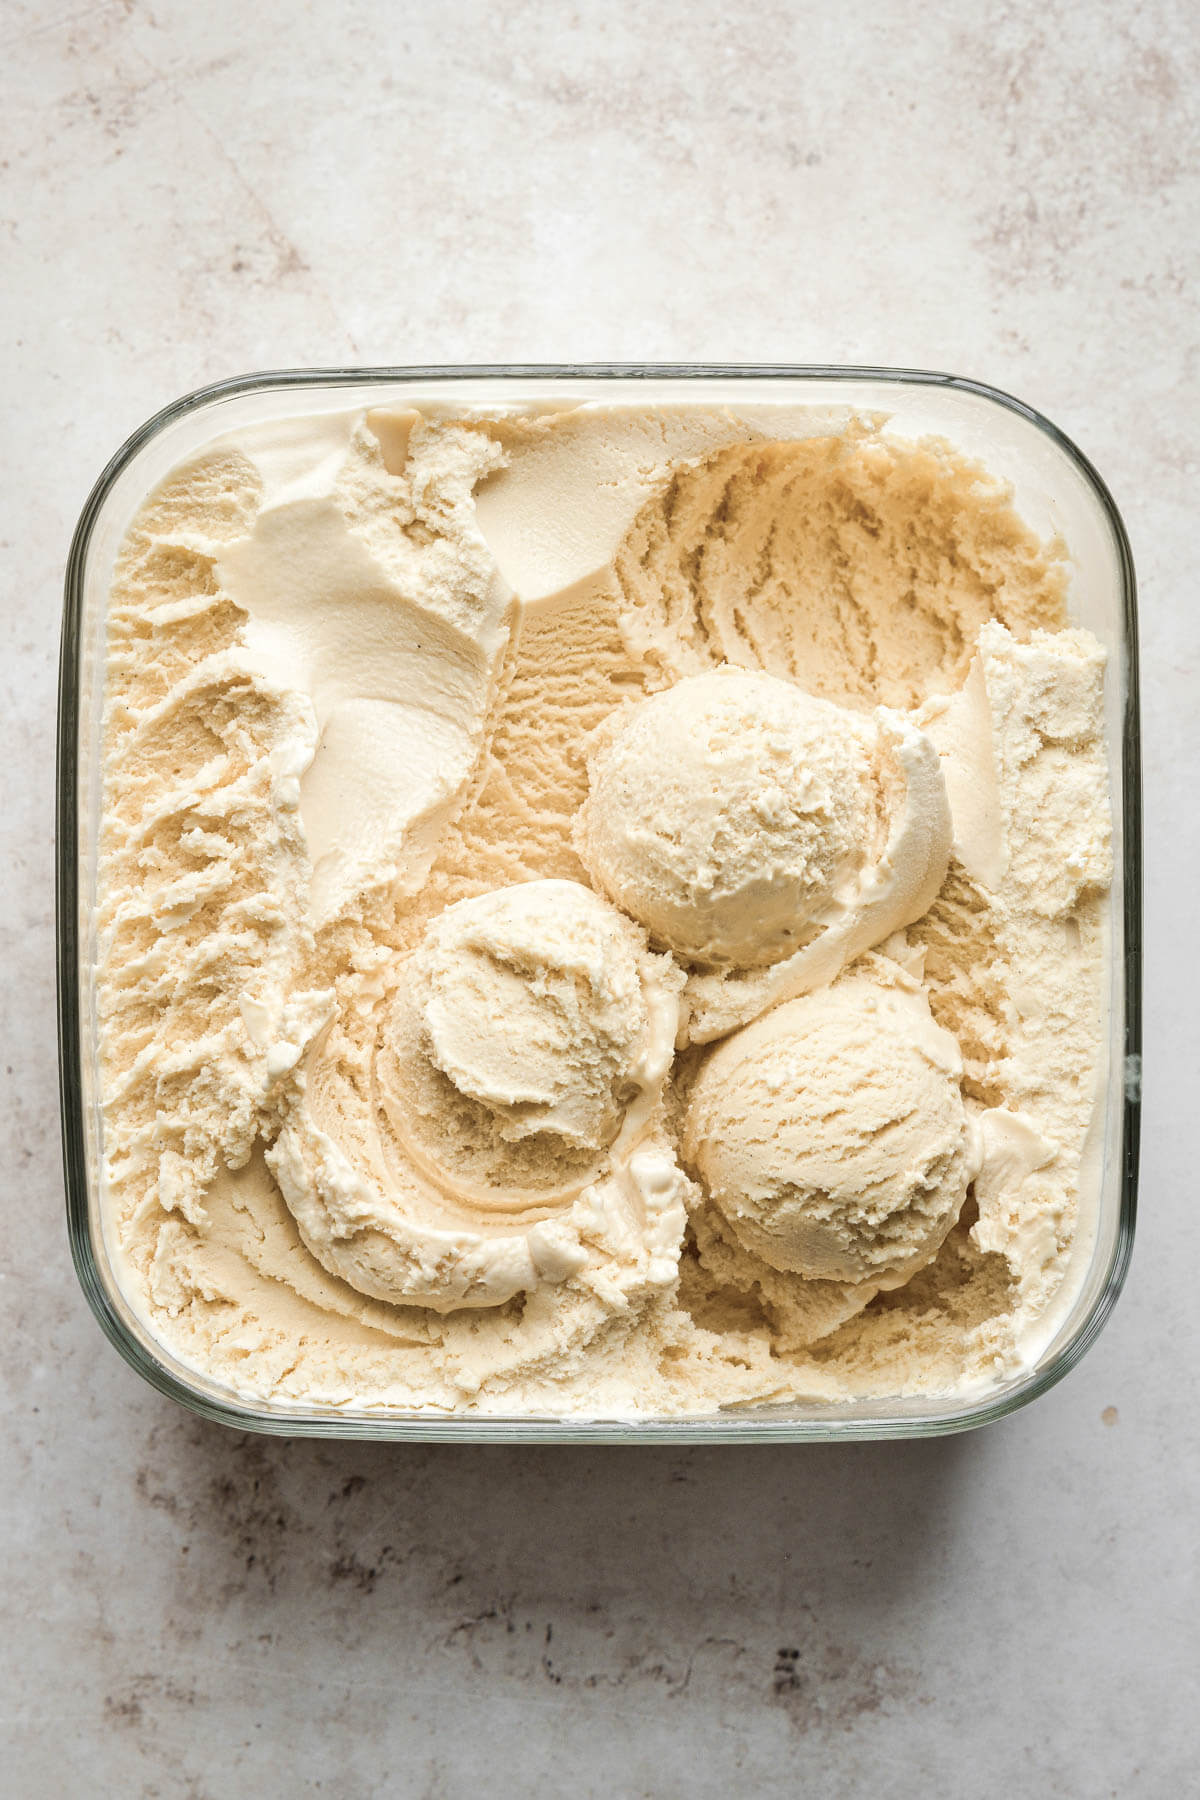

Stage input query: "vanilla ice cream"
[
  {"left": 269, "top": 878, "right": 686, "bottom": 1312},
  {"left": 576, "top": 666, "right": 952, "bottom": 1041},
  {"left": 405, "top": 880, "right": 663, "bottom": 1159},
  {"left": 683, "top": 966, "right": 977, "bottom": 1288},
  {"left": 93, "top": 398, "right": 1113, "bottom": 1417}
]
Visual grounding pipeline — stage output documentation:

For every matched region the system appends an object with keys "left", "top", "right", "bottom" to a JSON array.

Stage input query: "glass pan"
[{"left": 58, "top": 366, "right": 1141, "bottom": 1441}]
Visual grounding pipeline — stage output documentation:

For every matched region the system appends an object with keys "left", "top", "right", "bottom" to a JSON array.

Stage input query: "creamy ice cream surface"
[
  {"left": 95, "top": 398, "right": 1112, "bottom": 1417},
  {"left": 269, "top": 878, "right": 686, "bottom": 1315},
  {"left": 682, "top": 966, "right": 978, "bottom": 1289},
  {"left": 576, "top": 667, "right": 953, "bottom": 1041}
]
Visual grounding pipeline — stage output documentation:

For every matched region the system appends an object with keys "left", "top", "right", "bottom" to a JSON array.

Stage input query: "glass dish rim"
[{"left": 57, "top": 362, "right": 1142, "bottom": 1443}]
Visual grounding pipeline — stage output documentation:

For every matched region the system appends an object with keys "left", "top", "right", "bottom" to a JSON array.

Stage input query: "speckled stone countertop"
[{"left": 2, "top": 3, "right": 1195, "bottom": 1793}]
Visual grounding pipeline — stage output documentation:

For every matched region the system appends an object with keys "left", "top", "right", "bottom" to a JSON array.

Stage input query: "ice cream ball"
[
  {"left": 683, "top": 971, "right": 978, "bottom": 1287},
  {"left": 404, "top": 878, "right": 659, "bottom": 1155},
  {"left": 576, "top": 667, "right": 887, "bottom": 969}
]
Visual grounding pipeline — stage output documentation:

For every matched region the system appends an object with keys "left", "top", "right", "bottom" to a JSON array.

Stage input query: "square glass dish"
[{"left": 58, "top": 365, "right": 1141, "bottom": 1441}]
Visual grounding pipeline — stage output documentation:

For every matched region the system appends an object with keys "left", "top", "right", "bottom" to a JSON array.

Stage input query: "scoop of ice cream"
[
  {"left": 576, "top": 667, "right": 876, "bottom": 969},
  {"left": 383, "top": 880, "right": 672, "bottom": 1196},
  {"left": 268, "top": 880, "right": 689, "bottom": 1310},
  {"left": 577, "top": 667, "right": 953, "bottom": 1042},
  {"left": 683, "top": 968, "right": 977, "bottom": 1287}
]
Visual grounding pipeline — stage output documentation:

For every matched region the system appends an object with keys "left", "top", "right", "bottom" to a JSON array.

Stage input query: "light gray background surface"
[{"left": 3, "top": 2, "right": 1195, "bottom": 1794}]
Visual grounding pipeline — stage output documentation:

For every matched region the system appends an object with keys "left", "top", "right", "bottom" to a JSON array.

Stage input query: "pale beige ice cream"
[
  {"left": 269, "top": 878, "right": 687, "bottom": 1313},
  {"left": 576, "top": 666, "right": 952, "bottom": 1041},
  {"left": 94, "top": 401, "right": 1112, "bottom": 1416},
  {"left": 683, "top": 966, "right": 977, "bottom": 1288}
]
